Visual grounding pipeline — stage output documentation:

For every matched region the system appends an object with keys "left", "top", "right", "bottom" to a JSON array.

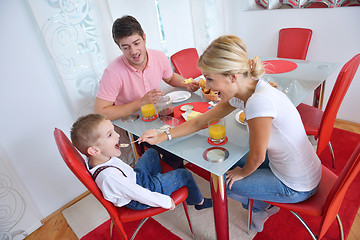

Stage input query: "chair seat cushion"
[
  {"left": 296, "top": 103, "right": 324, "bottom": 136},
  {"left": 266, "top": 166, "right": 337, "bottom": 216}
]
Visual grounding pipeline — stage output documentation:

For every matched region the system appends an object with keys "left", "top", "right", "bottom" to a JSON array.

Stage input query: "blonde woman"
[{"left": 139, "top": 35, "right": 321, "bottom": 232}]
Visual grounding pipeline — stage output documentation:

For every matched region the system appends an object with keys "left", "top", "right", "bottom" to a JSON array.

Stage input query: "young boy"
[{"left": 70, "top": 113, "right": 212, "bottom": 210}]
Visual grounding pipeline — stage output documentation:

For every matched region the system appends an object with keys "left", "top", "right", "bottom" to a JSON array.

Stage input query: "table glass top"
[{"left": 113, "top": 57, "right": 339, "bottom": 176}]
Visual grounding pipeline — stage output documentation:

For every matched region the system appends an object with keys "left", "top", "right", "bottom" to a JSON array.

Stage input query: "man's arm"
[
  {"left": 165, "top": 73, "right": 199, "bottom": 92},
  {"left": 94, "top": 88, "right": 163, "bottom": 121},
  {"left": 94, "top": 97, "right": 142, "bottom": 121}
]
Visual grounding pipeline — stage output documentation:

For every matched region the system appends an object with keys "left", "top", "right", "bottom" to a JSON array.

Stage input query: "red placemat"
[
  {"left": 173, "top": 102, "right": 210, "bottom": 125},
  {"left": 263, "top": 60, "right": 297, "bottom": 74}
]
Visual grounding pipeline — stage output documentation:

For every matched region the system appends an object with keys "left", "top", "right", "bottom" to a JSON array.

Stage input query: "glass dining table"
[{"left": 112, "top": 57, "right": 339, "bottom": 240}]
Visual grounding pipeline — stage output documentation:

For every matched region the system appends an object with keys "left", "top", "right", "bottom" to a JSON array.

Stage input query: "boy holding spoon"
[{"left": 70, "top": 113, "right": 212, "bottom": 210}]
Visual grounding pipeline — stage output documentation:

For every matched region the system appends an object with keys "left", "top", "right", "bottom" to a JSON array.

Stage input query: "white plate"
[
  {"left": 166, "top": 91, "right": 191, "bottom": 103},
  {"left": 235, "top": 110, "right": 246, "bottom": 125}
]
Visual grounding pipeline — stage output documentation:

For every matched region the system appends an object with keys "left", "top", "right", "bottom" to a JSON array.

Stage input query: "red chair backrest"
[
  {"left": 319, "top": 143, "right": 360, "bottom": 239},
  {"left": 317, "top": 54, "right": 360, "bottom": 155},
  {"left": 54, "top": 128, "right": 128, "bottom": 239},
  {"left": 277, "top": 28, "right": 313, "bottom": 60},
  {"left": 170, "top": 48, "right": 202, "bottom": 79}
]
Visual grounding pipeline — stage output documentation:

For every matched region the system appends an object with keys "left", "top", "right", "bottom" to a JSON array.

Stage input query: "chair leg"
[
  {"left": 328, "top": 141, "right": 336, "bottom": 169},
  {"left": 247, "top": 199, "right": 254, "bottom": 235},
  {"left": 130, "top": 217, "right": 149, "bottom": 240},
  {"left": 290, "top": 211, "right": 317, "bottom": 240},
  {"left": 182, "top": 202, "right": 196, "bottom": 240},
  {"left": 336, "top": 214, "right": 344, "bottom": 240}
]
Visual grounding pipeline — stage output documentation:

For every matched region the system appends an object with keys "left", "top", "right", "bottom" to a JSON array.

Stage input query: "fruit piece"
[
  {"left": 239, "top": 111, "right": 245, "bottom": 123},
  {"left": 182, "top": 78, "right": 193, "bottom": 85}
]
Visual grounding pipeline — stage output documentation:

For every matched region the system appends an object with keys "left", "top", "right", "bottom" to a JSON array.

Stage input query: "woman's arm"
[
  {"left": 139, "top": 100, "right": 236, "bottom": 145},
  {"left": 226, "top": 116, "right": 272, "bottom": 189}
]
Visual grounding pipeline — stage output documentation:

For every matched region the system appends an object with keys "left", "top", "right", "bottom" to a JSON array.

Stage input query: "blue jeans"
[
  {"left": 126, "top": 148, "right": 203, "bottom": 210},
  {"left": 226, "top": 152, "right": 318, "bottom": 212}
]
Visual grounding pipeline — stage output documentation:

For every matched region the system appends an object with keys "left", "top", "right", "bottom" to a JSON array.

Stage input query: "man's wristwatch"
[{"left": 165, "top": 129, "right": 172, "bottom": 140}]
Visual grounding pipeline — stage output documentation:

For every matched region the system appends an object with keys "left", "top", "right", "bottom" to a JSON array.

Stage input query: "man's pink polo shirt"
[{"left": 97, "top": 49, "right": 173, "bottom": 105}]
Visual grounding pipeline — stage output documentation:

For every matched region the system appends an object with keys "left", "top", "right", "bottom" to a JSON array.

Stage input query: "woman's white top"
[
  {"left": 229, "top": 79, "right": 321, "bottom": 191},
  {"left": 86, "top": 157, "right": 172, "bottom": 209}
]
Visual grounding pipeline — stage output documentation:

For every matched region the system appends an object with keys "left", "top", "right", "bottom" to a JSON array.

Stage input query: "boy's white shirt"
[{"left": 86, "top": 156, "right": 172, "bottom": 209}]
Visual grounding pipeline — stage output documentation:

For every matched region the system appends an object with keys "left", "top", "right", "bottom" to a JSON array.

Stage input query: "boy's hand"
[{"left": 170, "top": 199, "right": 176, "bottom": 210}]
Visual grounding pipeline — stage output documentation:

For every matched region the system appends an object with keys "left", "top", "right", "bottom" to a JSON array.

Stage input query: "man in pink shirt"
[
  {"left": 95, "top": 15, "right": 199, "bottom": 120},
  {"left": 95, "top": 15, "right": 198, "bottom": 168}
]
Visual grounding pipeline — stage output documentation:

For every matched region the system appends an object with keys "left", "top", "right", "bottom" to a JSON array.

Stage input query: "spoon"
[{"left": 119, "top": 139, "right": 140, "bottom": 148}]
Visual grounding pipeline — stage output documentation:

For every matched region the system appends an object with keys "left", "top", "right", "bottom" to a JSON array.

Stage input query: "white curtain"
[
  {"left": 27, "top": 0, "right": 116, "bottom": 117},
  {"left": 189, "top": 0, "right": 225, "bottom": 54}
]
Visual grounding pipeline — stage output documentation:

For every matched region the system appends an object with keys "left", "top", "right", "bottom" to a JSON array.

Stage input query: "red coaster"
[
  {"left": 263, "top": 60, "right": 297, "bottom": 74},
  {"left": 142, "top": 114, "right": 158, "bottom": 122},
  {"left": 207, "top": 137, "right": 228, "bottom": 146}
]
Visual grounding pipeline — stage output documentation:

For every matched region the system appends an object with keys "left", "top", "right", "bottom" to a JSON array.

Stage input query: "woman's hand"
[
  {"left": 138, "top": 129, "right": 161, "bottom": 145},
  {"left": 225, "top": 166, "right": 245, "bottom": 190}
]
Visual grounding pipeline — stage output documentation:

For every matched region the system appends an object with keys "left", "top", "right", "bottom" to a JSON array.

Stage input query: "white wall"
[
  {"left": 0, "top": 0, "right": 85, "bottom": 219},
  {"left": 225, "top": 4, "right": 360, "bottom": 123}
]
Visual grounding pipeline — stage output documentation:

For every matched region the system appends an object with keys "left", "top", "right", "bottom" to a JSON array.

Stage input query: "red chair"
[
  {"left": 277, "top": 28, "right": 313, "bottom": 60},
  {"left": 302, "top": 0, "right": 334, "bottom": 8},
  {"left": 170, "top": 48, "right": 202, "bottom": 79},
  {"left": 297, "top": 54, "right": 360, "bottom": 168},
  {"left": 54, "top": 128, "right": 195, "bottom": 240},
  {"left": 339, "top": 0, "right": 360, "bottom": 6},
  {"left": 277, "top": 28, "right": 327, "bottom": 108},
  {"left": 248, "top": 143, "right": 360, "bottom": 239}
]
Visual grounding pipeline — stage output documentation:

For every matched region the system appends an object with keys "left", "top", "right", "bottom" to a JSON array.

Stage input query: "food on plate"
[
  {"left": 238, "top": 111, "right": 245, "bottom": 124},
  {"left": 198, "top": 78, "right": 211, "bottom": 93},
  {"left": 202, "top": 88, "right": 211, "bottom": 94},
  {"left": 201, "top": 88, "right": 219, "bottom": 101},
  {"left": 198, "top": 78, "right": 220, "bottom": 101},
  {"left": 182, "top": 78, "right": 193, "bottom": 85},
  {"left": 198, "top": 78, "right": 206, "bottom": 89},
  {"left": 269, "top": 81, "right": 278, "bottom": 88},
  {"left": 187, "top": 111, "right": 202, "bottom": 121}
]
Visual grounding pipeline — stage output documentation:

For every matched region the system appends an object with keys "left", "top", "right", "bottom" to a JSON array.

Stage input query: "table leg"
[
  {"left": 210, "top": 173, "right": 229, "bottom": 240},
  {"left": 313, "top": 80, "right": 326, "bottom": 110}
]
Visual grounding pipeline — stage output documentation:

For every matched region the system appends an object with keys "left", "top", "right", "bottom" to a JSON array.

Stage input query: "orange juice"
[
  {"left": 209, "top": 124, "right": 226, "bottom": 140},
  {"left": 141, "top": 104, "right": 155, "bottom": 118}
]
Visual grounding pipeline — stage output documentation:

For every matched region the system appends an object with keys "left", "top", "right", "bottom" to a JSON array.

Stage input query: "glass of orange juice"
[
  {"left": 141, "top": 103, "right": 156, "bottom": 120},
  {"left": 208, "top": 118, "right": 226, "bottom": 144}
]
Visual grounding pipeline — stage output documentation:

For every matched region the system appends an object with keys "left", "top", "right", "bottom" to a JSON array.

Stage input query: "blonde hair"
[
  {"left": 198, "top": 35, "right": 265, "bottom": 79},
  {"left": 70, "top": 114, "right": 108, "bottom": 155}
]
